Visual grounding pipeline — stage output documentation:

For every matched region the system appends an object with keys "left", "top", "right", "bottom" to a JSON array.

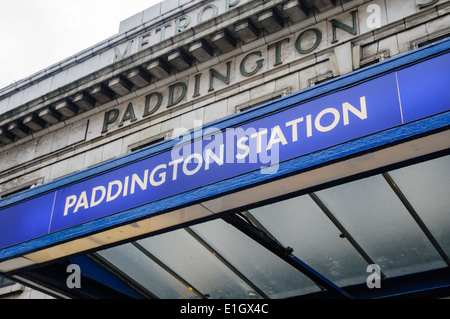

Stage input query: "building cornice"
[
  {"left": 0, "top": 0, "right": 320, "bottom": 144},
  {"left": 0, "top": 0, "right": 447, "bottom": 146}
]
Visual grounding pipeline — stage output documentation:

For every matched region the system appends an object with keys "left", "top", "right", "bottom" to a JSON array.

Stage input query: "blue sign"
[
  {"left": 0, "top": 51, "right": 449, "bottom": 251},
  {"left": 396, "top": 53, "right": 450, "bottom": 123},
  {"left": 50, "top": 71, "right": 402, "bottom": 233},
  {"left": 0, "top": 193, "right": 55, "bottom": 250}
]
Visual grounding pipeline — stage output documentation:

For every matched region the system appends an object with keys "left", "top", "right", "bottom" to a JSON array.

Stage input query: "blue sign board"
[{"left": 0, "top": 50, "right": 449, "bottom": 252}]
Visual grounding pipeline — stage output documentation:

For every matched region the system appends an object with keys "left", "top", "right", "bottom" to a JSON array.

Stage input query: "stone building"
[{"left": 0, "top": 0, "right": 449, "bottom": 299}]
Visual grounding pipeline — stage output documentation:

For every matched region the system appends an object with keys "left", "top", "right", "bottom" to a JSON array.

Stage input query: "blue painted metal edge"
[{"left": 0, "top": 39, "right": 449, "bottom": 262}]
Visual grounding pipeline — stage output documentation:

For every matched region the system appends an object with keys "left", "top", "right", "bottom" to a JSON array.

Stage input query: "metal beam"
[
  {"left": 222, "top": 213, "right": 353, "bottom": 299},
  {"left": 131, "top": 242, "right": 207, "bottom": 299},
  {"left": 309, "top": 193, "right": 387, "bottom": 279},
  {"left": 89, "top": 253, "right": 158, "bottom": 299},
  {"left": 382, "top": 172, "right": 450, "bottom": 266},
  {"left": 184, "top": 227, "right": 270, "bottom": 299}
]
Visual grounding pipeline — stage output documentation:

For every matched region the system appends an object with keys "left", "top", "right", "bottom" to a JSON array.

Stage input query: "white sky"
[{"left": 0, "top": 0, "right": 163, "bottom": 89}]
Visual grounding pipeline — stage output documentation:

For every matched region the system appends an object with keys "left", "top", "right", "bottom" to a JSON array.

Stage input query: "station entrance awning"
[
  {"left": 1, "top": 39, "right": 449, "bottom": 300},
  {"left": 9, "top": 149, "right": 450, "bottom": 300}
]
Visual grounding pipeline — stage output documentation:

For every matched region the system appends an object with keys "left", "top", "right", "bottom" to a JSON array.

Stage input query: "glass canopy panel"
[
  {"left": 190, "top": 218, "right": 321, "bottom": 298},
  {"left": 249, "top": 195, "right": 369, "bottom": 287},
  {"left": 97, "top": 243, "right": 198, "bottom": 299},
  {"left": 389, "top": 155, "right": 450, "bottom": 258},
  {"left": 137, "top": 228, "right": 262, "bottom": 299},
  {"left": 315, "top": 174, "right": 446, "bottom": 277}
]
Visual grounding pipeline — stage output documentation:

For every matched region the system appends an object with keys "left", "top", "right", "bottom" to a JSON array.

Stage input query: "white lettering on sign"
[{"left": 64, "top": 97, "right": 368, "bottom": 216}]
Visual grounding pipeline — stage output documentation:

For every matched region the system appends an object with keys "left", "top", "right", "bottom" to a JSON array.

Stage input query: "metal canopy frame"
[
  {"left": 221, "top": 212, "right": 352, "bottom": 299},
  {"left": 6, "top": 149, "right": 450, "bottom": 299},
  {"left": 8, "top": 150, "right": 450, "bottom": 299}
]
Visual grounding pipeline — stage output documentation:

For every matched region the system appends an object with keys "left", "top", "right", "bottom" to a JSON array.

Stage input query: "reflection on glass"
[
  {"left": 249, "top": 195, "right": 369, "bottom": 287},
  {"left": 316, "top": 174, "right": 446, "bottom": 277},
  {"left": 190, "top": 219, "right": 321, "bottom": 298},
  {"left": 389, "top": 155, "right": 450, "bottom": 258},
  {"left": 98, "top": 243, "right": 198, "bottom": 299},
  {"left": 137, "top": 229, "right": 261, "bottom": 299}
]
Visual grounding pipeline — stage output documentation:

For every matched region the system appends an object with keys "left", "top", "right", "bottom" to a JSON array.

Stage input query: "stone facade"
[
  {"left": 0, "top": 283, "right": 53, "bottom": 299},
  {"left": 0, "top": 0, "right": 449, "bottom": 298}
]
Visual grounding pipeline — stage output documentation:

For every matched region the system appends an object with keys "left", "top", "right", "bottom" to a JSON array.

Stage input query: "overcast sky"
[{"left": 0, "top": 0, "right": 163, "bottom": 89}]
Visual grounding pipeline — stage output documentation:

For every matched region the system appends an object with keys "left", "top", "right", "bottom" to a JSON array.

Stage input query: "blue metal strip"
[
  {"left": 298, "top": 267, "right": 450, "bottom": 299},
  {"left": 289, "top": 254, "right": 352, "bottom": 298}
]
